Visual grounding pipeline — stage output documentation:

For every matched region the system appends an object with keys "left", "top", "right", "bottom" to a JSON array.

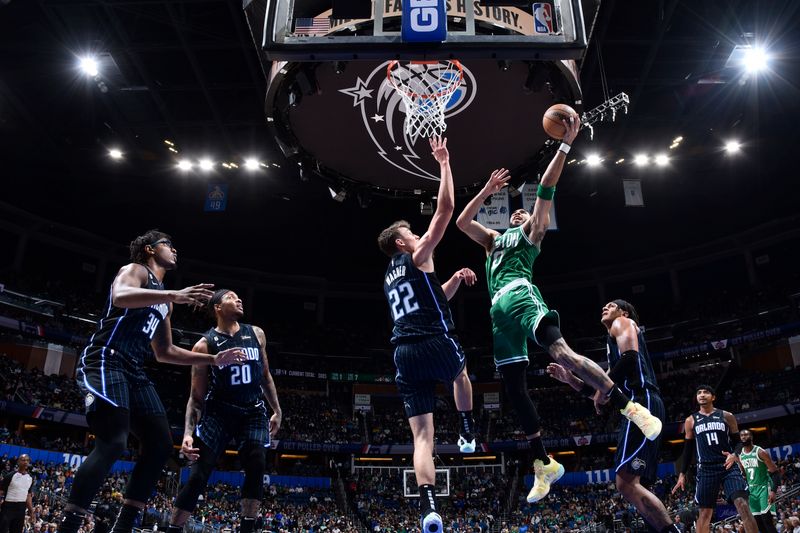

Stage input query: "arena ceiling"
[{"left": 1, "top": 0, "right": 799, "bottom": 282}]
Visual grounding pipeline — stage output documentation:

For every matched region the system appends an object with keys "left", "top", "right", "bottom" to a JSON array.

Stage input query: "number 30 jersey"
[
  {"left": 203, "top": 324, "right": 264, "bottom": 407},
  {"left": 85, "top": 265, "right": 168, "bottom": 365},
  {"left": 384, "top": 252, "right": 455, "bottom": 344}
]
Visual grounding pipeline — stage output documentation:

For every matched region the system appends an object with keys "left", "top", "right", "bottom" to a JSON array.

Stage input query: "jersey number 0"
[{"left": 388, "top": 282, "right": 420, "bottom": 320}]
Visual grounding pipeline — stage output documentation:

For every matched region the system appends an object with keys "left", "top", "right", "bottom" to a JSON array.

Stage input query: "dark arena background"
[{"left": 1, "top": 0, "right": 800, "bottom": 532}]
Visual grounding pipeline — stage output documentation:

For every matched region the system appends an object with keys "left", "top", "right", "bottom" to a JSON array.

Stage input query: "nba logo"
[{"left": 533, "top": 3, "right": 554, "bottom": 34}]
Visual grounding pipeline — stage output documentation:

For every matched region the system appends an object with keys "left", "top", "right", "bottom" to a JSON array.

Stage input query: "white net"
[{"left": 387, "top": 60, "right": 463, "bottom": 138}]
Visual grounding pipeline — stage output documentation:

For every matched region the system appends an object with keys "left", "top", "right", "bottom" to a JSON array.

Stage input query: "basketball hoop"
[{"left": 387, "top": 60, "right": 463, "bottom": 138}]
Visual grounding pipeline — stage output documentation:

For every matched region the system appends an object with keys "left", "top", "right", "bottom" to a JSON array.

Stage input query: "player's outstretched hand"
[
  {"left": 592, "top": 390, "right": 609, "bottom": 415},
  {"left": 722, "top": 451, "right": 739, "bottom": 470},
  {"left": 172, "top": 283, "right": 215, "bottom": 306},
  {"left": 214, "top": 347, "right": 246, "bottom": 367},
  {"left": 269, "top": 412, "right": 282, "bottom": 438},
  {"left": 671, "top": 474, "right": 686, "bottom": 494},
  {"left": 482, "top": 168, "right": 511, "bottom": 195},
  {"left": 561, "top": 114, "right": 580, "bottom": 146},
  {"left": 455, "top": 268, "right": 477, "bottom": 286},
  {"left": 430, "top": 136, "right": 449, "bottom": 164},
  {"left": 546, "top": 363, "right": 571, "bottom": 384},
  {"left": 181, "top": 435, "right": 200, "bottom": 462}
]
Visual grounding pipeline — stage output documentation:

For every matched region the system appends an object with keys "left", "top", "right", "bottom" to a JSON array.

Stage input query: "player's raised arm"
[
  {"left": 456, "top": 169, "right": 507, "bottom": 252},
  {"left": 441, "top": 268, "right": 477, "bottom": 300},
  {"left": 412, "top": 137, "right": 454, "bottom": 269},
  {"left": 254, "top": 326, "right": 282, "bottom": 438},
  {"left": 151, "top": 313, "right": 245, "bottom": 367},
  {"left": 606, "top": 316, "right": 639, "bottom": 386},
  {"left": 521, "top": 115, "right": 579, "bottom": 247},
  {"left": 112, "top": 263, "right": 215, "bottom": 308}
]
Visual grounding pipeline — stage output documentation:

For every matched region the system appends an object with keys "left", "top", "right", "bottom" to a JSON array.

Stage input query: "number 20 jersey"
[
  {"left": 384, "top": 252, "right": 455, "bottom": 344},
  {"left": 203, "top": 324, "right": 263, "bottom": 407}
]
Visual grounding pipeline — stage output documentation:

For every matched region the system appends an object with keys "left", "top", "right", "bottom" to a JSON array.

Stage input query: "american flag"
[{"left": 294, "top": 17, "right": 331, "bottom": 36}]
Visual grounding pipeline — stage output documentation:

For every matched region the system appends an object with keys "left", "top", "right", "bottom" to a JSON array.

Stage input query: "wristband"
[
  {"left": 558, "top": 142, "right": 571, "bottom": 154},
  {"left": 536, "top": 184, "right": 556, "bottom": 201}
]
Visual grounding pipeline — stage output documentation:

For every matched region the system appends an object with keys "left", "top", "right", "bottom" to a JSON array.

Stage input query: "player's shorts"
[
  {"left": 694, "top": 463, "right": 749, "bottom": 508},
  {"left": 77, "top": 346, "right": 165, "bottom": 416},
  {"left": 489, "top": 279, "right": 560, "bottom": 368},
  {"left": 748, "top": 484, "right": 774, "bottom": 515},
  {"left": 393, "top": 333, "right": 466, "bottom": 418},
  {"left": 195, "top": 399, "right": 271, "bottom": 457},
  {"left": 615, "top": 390, "right": 665, "bottom": 484}
]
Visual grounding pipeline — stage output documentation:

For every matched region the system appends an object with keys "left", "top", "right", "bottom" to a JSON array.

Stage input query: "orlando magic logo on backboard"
[{"left": 339, "top": 61, "right": 476, "bottom": 181}]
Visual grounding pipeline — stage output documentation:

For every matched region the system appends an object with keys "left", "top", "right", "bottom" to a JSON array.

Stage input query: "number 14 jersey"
[
  {"left": 203, "top": 324, "right": 263, "bottom": 407},
  {"left": 384, "top": 252, "right": 455, "bottom": 344}
]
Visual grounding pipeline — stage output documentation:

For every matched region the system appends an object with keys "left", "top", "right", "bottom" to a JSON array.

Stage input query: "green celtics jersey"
[
  {"left": 740, "top": 446, "right": 771, "bottom": 487},
  {"left": 486, "top": 226, "right": 539, "bottom": 298}
]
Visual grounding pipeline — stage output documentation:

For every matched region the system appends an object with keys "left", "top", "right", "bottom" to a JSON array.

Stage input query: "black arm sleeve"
[
  {"left": 769, "top": 470, "right": 781, "bottom": 489},
  {"left": 679, "top": 437, "right": 696, "bottom": 474},
  {"left": 607, "top": 350, "right": 639, "bottom": 386}
]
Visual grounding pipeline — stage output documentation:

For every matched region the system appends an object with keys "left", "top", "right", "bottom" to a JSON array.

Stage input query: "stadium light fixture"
[
  {"left": 108, "top": 148, "right": 123, "bottom": 160},
  {"left": 244, "top": 158, "right": 260, "bottom": 171},
  {"left": 654, "top": 154, "right": 669, "bottom": 166},
  {"left": 585, "top": 154, "right": 602, "bottom": 167},
  {"left": 633, "top": 154, "right": 649, "bottom": 167},
  {"left": 79, "top": 56, "right": 99, "bottom": 77},
  {"left": 742, "top": 46, "right": 769, "bottom": 74},
  {"left": 724, "top": 140, "right": 741, "bottom": 154},
  {"left": 177, "top": 160, "right": 193, "bottom": 171},
  {"left": 198, "top": 158, "right": 214, "bottom": 171}
]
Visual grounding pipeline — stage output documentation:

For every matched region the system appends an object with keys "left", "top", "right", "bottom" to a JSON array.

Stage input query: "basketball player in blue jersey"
[
  {"left": 59, "top": 230, "right": 245, "bottom": 533},
  {"left": 548, "top": 300, "right": 679, "bottom": 533},
  {"left": 165, "top": 289, "right": 281, "bottom": 533},
  {"left": 378, "top": 137, "right": 477, "bottom": 533},
  {"left": 672, "top": 385, "right": 757, "bottom": 533}
]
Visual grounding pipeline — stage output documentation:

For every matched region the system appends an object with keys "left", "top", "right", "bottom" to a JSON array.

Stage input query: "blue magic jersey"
[
  {"left": 203, "top": 324, "right": 263, "bottom": 406},
  {"left": 606, "top": 328, "right": 660, "bottom": 397},
  {"left": 85, "top": 265, "right": 168, "bottom": 363},
  {"left": 384, "top": 252, "right": 454, "bottom": 344},
  {"left": 692, "top": 409, "right": 732, "bottom": 465}
]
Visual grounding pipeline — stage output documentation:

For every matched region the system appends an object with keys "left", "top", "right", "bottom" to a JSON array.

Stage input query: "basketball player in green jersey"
[
  {"left": 737, "top": 429, "right": 781, "bottom": 533},
  {"left": 456, "top": 115, "right": 661, "bottom": 503}
]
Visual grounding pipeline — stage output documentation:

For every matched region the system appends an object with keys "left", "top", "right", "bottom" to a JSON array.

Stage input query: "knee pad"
[
  {"left": 500, "top": 363, "right": 541, "bottom": 436},
  {"left": 240, "top": 445, "right": 267, "bottom": 500},
  {"left": 174, "top": 446, "right": 217, "bottom": 512}
]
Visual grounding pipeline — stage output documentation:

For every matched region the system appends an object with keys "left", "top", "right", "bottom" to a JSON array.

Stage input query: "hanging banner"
[
  {"left": 204, "top": 183, "right": 229, "bottom": 212},
  {"left": 476, "top": 189, "right": 510, "bottom": 230},
  {"left": 623, "top": 179, "right": 644, "bottom": 207},
  {"left": 520, "top": 183, "right": 558, "bottom": 230}
]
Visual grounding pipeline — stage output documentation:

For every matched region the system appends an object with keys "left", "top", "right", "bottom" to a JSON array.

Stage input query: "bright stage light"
[
  {"left": 654, "top": 154, "right": 669, "bottom": 166},
  {"left": 633, "top": 154, "right": 649, "bottom": 167},
  {"left": 79, "top": 56, "right": 99, "bottom": 77},
  {"left": 244, "top": 158, "right": 260, "bottom": 171},
  {"left": 724, "top": 141, "right": 741, "bottom": 154},
  {"left": 198, "top": 158, "right": 214, "bottom": 171},
  {"left": 108, "top": 148, "right": 123, "bottom": 160},
  {"left": 585, "top": 154, "right": 602, "bottom": 167},
  {"left": 177, "top": 160, "right": 193, "bottom": 171},
  {"left": 742, "top": 47, "right": 768, "bottom": 73}
]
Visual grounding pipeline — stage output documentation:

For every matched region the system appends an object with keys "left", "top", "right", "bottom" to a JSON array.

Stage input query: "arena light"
[
  {"left": 585, "top": 154, "right": 602, "bottom": 167},
  {"left": 108, "top": 148, "right": 123, "bottom": 160},
  {"left": 724, "top": 140, "right": 742, "bottom": 154},
  {"left": 198, "top": 158, "right": 214, "bottom": 171},
  {"left": 742, "top": 46, "right": 769, "bottom": 74},
  {"left": 244, "top": 158, "right": 260, "bottom": 171},
  {"left": 615, "top": 158, "right": 625, "bottom": 164},
  {"left": 654, "top": 153, "right": 669, "bottom": 166},
  {"left": 79, "top": 56, "right": 99, "bottom": 77},
  {"left": 633, "top": 154, "right": 649, "bottom": 166},
  {"left": 177, "top": 159, "right": 193, "bottom": 171}
]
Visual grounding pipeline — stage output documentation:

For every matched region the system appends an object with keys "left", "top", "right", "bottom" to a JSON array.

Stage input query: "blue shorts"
[
  {"left": 694, "top": 463, "right": 749, "bottom": 508},
  {"left": 615, "top": 391, "right": 664, "bottom": 484},
  {"left": 393, "top": 334, "right": 466, "bottom": 418},
  {"left": 78, "top": 346, "right": 165, "bottom": 416},
  {"left": 196, "top": 399, "right": 270, "bottom": 457}
]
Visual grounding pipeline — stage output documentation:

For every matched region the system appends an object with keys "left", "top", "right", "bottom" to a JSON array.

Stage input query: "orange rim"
[{"left": 386, "top": 60, "right": 463, "bottom": 100}]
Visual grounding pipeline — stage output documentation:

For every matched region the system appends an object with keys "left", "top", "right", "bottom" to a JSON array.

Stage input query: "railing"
[{"left": 712, "top": 483, "right": 800, "bottom": 530}]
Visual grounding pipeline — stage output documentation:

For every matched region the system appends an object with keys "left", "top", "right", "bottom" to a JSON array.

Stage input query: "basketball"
[{"left": 543, "top": 103, "right": 578, "bottom": 139}]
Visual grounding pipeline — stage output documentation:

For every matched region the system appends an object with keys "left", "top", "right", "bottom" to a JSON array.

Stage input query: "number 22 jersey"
[{"left": 384, "top": 252, "right": 455, "bottom": 344}]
